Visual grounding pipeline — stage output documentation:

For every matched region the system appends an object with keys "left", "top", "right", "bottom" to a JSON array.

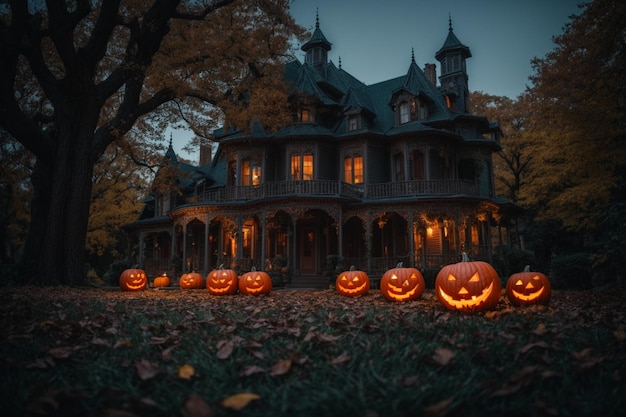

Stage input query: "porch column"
[
  {"left": 337, "top": 209, "right": 343, "bottom": 259},
  {"left": 366, "top": 211, "right": 372, "bottom": 273},
  {"left": 182, "top": 223, "right": 188, "bottom": 272},
  {"left": 408, "top": 211, "right": 415, "bottom": 268},
  {"left": 261, "top": 211, "right": 267, "bottom": 267},
  {"left": 204, "top": 214, "right": 210, "bottom": 272},
  {"left": 236, "top": 215, "right": 243, "bottom": 260},
  {"left": 170, "top": 226, "right": 176, "bottom": 271},
  {"left": 138, "top": 230, "right": 145, "bottom": 267}
]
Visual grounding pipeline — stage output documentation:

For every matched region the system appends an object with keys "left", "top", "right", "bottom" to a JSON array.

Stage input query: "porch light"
[{"left": 427, "top": 227, "right": 433, "bottom": 236}]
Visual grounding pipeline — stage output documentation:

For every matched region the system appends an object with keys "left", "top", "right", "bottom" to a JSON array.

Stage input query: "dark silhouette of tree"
[{"left": 0, "top": 0, "right": 304, "bottom": 285}]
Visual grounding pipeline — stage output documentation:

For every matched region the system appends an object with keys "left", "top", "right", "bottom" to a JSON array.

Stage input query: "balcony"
[{"left": 200, "top": 179, "right": 479, "bottom": 203}]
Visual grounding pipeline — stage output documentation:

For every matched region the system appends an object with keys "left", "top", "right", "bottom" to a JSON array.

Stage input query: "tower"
[
  {"left": 300, "top": 10, "right": 332, "bottom": 76},
  {"left": 435, "top": 16, "right": 472, "bottom": 113}
]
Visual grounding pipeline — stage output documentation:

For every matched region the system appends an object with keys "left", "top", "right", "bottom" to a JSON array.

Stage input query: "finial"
[
  {"left": 315, "top": 7, "right": 319, "bottom": 29},
  {"left": 169, "top": 132, "right": 173, "bottom": 148},
  {"left": 338, "top": 56, "right": 342, "bottom": 70},
  {"left": 411, "top": 47, "right": 415, "bottom": 63},
  {"left": 448, "top": 13, "right": 453, "bottom": 31}
]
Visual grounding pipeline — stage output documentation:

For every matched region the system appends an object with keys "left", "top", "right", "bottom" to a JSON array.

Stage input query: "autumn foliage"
[{"left": 1, "top": 286, "right": 624, "bottom": 417}]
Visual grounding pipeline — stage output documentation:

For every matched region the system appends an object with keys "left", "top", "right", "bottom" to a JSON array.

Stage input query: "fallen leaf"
[
  {"left": 423, "top": 397, "right": 454, "bottom": 417},
  {"left": 432, "top": 348, "right": 455, "bottom": 366},
  {"left": 178, "top": 364, "right": 195, "bottom": 380},
  {"left": 241, "top": 365, "right": 266, "bottom": 376},
  {"left": 221, "top": 392, "right": 260, "bottom": 411},
  {"left": 48, "top": 346, "right": 73, "bottom": 359},
  {"left": 216, "top": 340, "right": 235, "bottom": 360},
  {"left": 329, "top": 351, "right": 351, "bottom": 365},
  {"left": 135, "top": 359, "right": 159, "bottom": 380},
  {"left": 184, "top": 394, "right": 214, "bottom": 417},
  {"left": 269, "top": 359, "right": 292, "bottom": 376}
]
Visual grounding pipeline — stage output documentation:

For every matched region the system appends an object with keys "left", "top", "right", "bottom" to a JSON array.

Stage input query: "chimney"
[
  {"left": 424, "top": 63, "right": 437, "bottom": 87},
  {"left": 199, "top": 144, "right": 212, "bottom": 166}
]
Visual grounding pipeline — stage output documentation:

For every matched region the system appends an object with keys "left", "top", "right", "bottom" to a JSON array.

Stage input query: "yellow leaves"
[
  {"left": 220, "top": 393, "right": 260, "bottom": 411},
  {"left": 178, "top": 364, "right": 195, "bottom": 380},
  {"left": 269, "top": 359, "right": 292, "bottom": 376}
]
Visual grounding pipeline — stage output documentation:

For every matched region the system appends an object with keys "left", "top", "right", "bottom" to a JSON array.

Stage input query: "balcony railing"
[{"left": 201, "top": 179, "right": 479, "bottom": 203}]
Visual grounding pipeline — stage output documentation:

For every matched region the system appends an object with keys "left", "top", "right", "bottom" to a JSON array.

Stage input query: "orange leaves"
[{"left": 220, "top": 393, "right": 261, "bottom": 411}]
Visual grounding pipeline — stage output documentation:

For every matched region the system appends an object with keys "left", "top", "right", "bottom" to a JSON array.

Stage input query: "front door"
[{"left": 299, "top": 225, "right": 316, "bottom": 275}]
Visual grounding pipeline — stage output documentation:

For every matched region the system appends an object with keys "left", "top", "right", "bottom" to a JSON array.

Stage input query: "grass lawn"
[{"left": 1, "top": 284, "right": 624, "bottom": 417}]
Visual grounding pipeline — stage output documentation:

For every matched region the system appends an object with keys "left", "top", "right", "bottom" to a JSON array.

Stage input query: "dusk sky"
[{"left": 171, "top": 0, "right": 583, "bottom": 160}]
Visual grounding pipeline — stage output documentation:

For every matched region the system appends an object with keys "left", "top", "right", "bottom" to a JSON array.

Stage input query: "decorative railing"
[{"left": 201, "top": 179, "right": 479, "bottom": 203}]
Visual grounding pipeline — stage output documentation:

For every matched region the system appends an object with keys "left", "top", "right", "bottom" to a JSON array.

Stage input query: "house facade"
[{"left": 125, "top": 17, "right": 522, "bottom": 286}]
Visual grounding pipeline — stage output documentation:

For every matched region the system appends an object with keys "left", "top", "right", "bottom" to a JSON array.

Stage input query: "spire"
[
  {"left": 448, "top": 13, "right": 453, "bottom": 32},
  {"left": 338, "top": 56, "right": 342, "bottom": 70},
  {"left": 169, "top": 132, "right": 173, "bottom": 149},
  {"left": 301, "top": 9, "right": 332, "bottom": 73},
  {"left": 411, "top": 47, "right": 415, "bottom": 64},
  {"left": 315, "top": 7, "right": 319, "bottom": 29}
]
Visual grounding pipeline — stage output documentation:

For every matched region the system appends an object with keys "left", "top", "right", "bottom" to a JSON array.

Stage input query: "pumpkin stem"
[
  {"left": 523, "top": 265, "right": 530, "bottom": 272},
  {"left": 396, "top": 262, "right": 403, "bottom": 268},
  {"left": 461, "top": 252, "right": 470, "bottom": 262},
  {"left": 349, "top": 265, "right": 355, "bottom": 271},
  {"left": 218, "top": 263, "right": 224, "bottom": 269},
  {"left": 251, "top": 266, "right": 257, "bottom": 272}
]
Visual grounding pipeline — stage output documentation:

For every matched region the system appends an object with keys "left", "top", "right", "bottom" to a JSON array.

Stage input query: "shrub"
[{"left": 550, "top": 252, "right": 592, "bottom": 289}]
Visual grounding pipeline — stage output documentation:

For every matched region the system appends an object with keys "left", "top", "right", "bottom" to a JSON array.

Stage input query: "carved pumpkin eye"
[
  {"left": 468, "top": 272, "right": 480, "bottom": 283},
  {"left": 448, "top": 274, "right": 456, "bottom": 281}
]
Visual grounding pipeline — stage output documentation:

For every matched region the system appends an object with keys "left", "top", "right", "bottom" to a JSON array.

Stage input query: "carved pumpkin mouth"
[
  {"left": 438, "top": 281, "right": 495, "bottom": 310},
  {"left": 245, "top": 283, "right": 266, "bottom": 294},
  {"left": 339, "top": 281, "right": 368, "bottom": 294},
  {"left": 386, "top": 280, "right": 420, "bottom": 301},
  {"left": 209, "top": 281, "right": 233, "bottom": 293},
  {"left": 511, "top": 285, "right": 545, "bottom": 301}
]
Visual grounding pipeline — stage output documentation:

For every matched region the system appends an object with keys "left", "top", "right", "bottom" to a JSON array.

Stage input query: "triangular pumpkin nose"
[
  {"left": 459, "top": 287, "right": 469, "bottom": 295},
  {"left": 525, "top": 282, "right": 534, "bottom": 289}
]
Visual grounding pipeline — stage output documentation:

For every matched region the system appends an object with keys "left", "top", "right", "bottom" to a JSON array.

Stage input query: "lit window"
[
  {"left": 300, "top": 109, "right": 313, "bottom": 122},
  {"left": 242, "top": 160, "right": 261, "bottom": 186},
  {"left": 291, "top": 153, "right": 314, "bottom": 180},
  {"left": 344, "top": 155, "right": 363, "bottom": 184}
]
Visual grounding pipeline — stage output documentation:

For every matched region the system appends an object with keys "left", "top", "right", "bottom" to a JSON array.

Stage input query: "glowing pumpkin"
[
  {"left": 505, "top": 265, "right": 551, "bottom": 306},
  {"left": 239, "top": 267, "right": 272, "bottom": 295},
  {"left": 119, "top": 268, "right": 147, "bottom": 291},
  {"left": 179, "top": 272, "right": 204, "bottom": 289},
  {"left": 207, "top": 264, "right": 238, "bottom": 295},
  {"left": 435, "top": 253, "right": 501, "bottom": 312},
  {"left": 380, "top": 262, "right": 425, "bottom": 302},
  {"left": 336, "top": 266, "right": 370, "bottom": 297},
  {"left": 153, "top": 273, "right": 171, "bottom": 288}
]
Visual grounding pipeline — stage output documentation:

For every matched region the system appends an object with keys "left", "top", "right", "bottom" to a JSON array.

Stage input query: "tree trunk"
[{"left": 19, "top": 105, "right": 97, "bottom": 286}]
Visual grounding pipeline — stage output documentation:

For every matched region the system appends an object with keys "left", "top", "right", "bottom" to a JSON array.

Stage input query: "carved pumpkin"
[
  {"left": 239, "top": 267, "right": 272, "bottom": 295},
  {"left": 179, "top": 272, "right": 204, "bottom": 289},
  {"left": 207, "top": 264, "right": 238, "bottom": 295},
  {"left": 435, "top": 253, "right": 501, "bottom": 312},
  {"left": 153, "top": 273, "right": 171, "bottom": 288},
  {"left": 119, "top": 268, "right": 147, "bottom": 291},
  {"left": 336, "top": 266, "right": 370, "bottom": 297},
  {"left": 506, "top": 265, "right": 552, "bottom": 306},
  {"left": 380, "top": 262, "right": 425, "bottom": 302}
]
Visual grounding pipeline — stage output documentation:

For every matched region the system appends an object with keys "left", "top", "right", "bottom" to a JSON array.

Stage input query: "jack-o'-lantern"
[
  {"left": 239, "top": 267, "right": 272, "bottom": 295},
  {"left": 179, "top": 271, "right": 204, "bottom": 289},
  {"left": 207, "top": 264, "right": 238, "bottom": 295},
  {"left": 153, "top": 273, "right": 171, "bottom": 288},
  {"left": 119, "top": 268, "right": 147, "bottom": 291},
  {"left": 506, "top": 265, "right": 551, "bottom": 306},
  {"left": 336, "top": 266, "right": 370, "bottom": 297},
  {"left": 380, "top": 262, "right": 425, "bottom": 302},
  {"left": 435, "top": 253, "right": 501, "bottom": 312}
]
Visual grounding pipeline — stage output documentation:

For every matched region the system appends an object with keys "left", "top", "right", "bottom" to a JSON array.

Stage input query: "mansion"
[{"left": 125, "top": 15, "right": 522, "bottom": 286}]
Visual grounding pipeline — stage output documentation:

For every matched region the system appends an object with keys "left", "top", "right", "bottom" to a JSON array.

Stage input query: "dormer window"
[
  {"left": 399, "top": 102, "right": 410, "bottom": 124},
  {"left": 300, "top": 108, "right": 313, "bottom": 123},
  {"left": 348, "top": 114, "right": 360, "bottom": 131}
]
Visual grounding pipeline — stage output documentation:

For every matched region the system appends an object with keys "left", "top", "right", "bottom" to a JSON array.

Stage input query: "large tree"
[
  {"left": 526, "top": 0, "right": 626, "bottom": 231},
  {"left": 0, "top": 0, "right": 304, "bottom": 285}
]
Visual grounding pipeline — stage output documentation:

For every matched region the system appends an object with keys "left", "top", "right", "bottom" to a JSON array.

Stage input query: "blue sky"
[{"left": 171, "top": 0, "right": 583, "bottom": 160}]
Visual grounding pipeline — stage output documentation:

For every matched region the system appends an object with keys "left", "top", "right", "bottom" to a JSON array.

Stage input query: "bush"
[
  {"left": 550, "top": 252, "right": 592, "bottom": 289},
  {"left": 103, "top": 258, "right": 135, "bottom": 286}
]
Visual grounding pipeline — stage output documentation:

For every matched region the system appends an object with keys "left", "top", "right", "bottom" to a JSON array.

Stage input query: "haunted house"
[{"left": 125, "top": 16, "right": 522, "bottom": 287}]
